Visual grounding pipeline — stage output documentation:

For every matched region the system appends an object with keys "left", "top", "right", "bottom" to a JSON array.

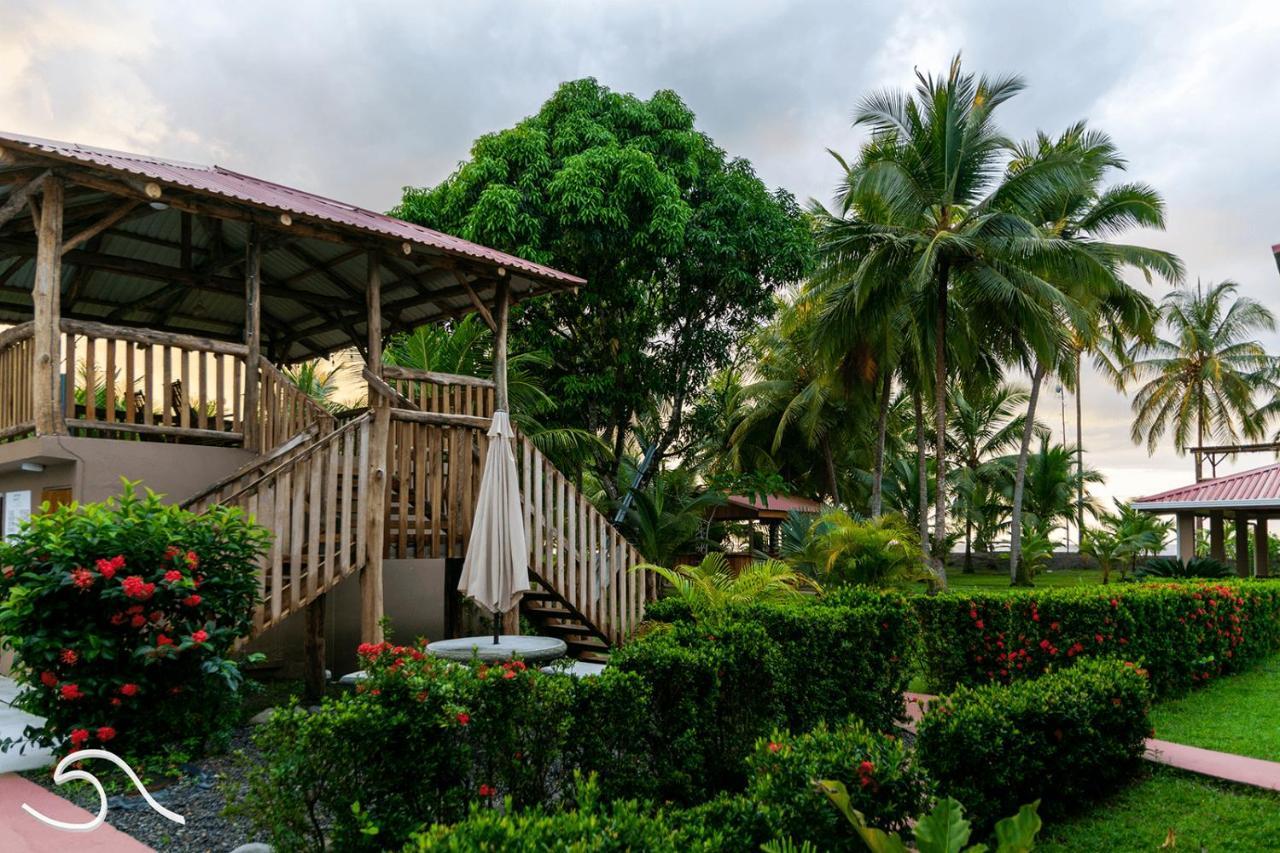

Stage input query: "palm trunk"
[
  {"left": 1075, "top": 349, "right": 1084, "bottom": 550},
  {"left": 932, "top": 271, "right": 949, "bottom": 587},
  {"left": 964, "top": 519, "right": 974, "bottom": 573},
  {"left": 1010, "top": 360, "right": 1048, "bottom": 586},
  {"left": 820, "top": 434, "right": 841, "bottom": 505},
  {"left": 913, "top": 389, "right": 930, "bottom": 558},
  {"left": 870, "top": 369, "right": 891, "bottom": 517}
]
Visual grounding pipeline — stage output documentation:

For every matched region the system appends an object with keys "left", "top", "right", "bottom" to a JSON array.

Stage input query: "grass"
[
  {"left": 940, "top": 567, "right": 1106, "bottom": 591},
  {"left": 1038, "top": 766, "right": 1280, "bottom": 851},
  {"left": 1148, "top": 653, "right": 1280, "bottom": 761}
]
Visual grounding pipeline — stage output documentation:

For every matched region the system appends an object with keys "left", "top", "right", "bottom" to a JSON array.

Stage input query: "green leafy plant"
[
  {"left": 1136, "top": 556, "right": 1233, "bottom": 580},
  {"left": 788, "top": 509, "right": 925, "bottom": 588},
  {"left": 638, "top": 553, "right": 818, "bottom": 627},
  {"left": 0, "top": 482, "right": 267, "bottom": 761}
]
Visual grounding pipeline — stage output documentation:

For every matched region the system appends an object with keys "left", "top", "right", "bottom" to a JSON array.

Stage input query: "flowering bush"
[
  {"left": 914, "top": 581, "right": 1280, "bottom": 696},
  {"left": 0, "top": 483, "right": 267, "bottom": 759},
  {"left": 747, "top": 718, "right": 928, "bottom": 848},
  {"left": 915, "top": 657, "right": 1151, "bottom": 830}
]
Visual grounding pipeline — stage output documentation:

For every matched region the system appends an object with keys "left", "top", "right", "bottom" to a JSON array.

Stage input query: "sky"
[{"left": 3, "top": 0, "right": 1280, "bottom": 519}]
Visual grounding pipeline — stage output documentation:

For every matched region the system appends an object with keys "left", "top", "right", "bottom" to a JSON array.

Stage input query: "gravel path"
[{"left": 27, "top": 728, "right": 268, "bottom": 852}]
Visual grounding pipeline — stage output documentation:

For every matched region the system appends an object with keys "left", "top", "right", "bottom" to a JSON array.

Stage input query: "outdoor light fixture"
[
  {"left": 148, "top": 201, "right": 169, "bottom": 210},
  {"left": 19, "top": 462, "right": 43, "bottom": 472}
]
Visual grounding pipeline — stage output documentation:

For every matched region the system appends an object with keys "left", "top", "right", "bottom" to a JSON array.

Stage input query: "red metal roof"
[
  {"left": 0, "top": 131, "right": 585, "bottom": 287},
  {"left": 723, "top": 494, "right": 822, "bottom": 517},
  {"left": 1133, "top": 462, "right": 1280, "bottom": 509}
]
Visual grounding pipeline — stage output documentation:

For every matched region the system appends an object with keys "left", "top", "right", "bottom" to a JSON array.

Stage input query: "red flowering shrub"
[
  {"left": 0, "top": 482, "right": 267, "bottom": 759},
  {"left": 914, "top": 581, "right": 1280, "bottom": 696}
]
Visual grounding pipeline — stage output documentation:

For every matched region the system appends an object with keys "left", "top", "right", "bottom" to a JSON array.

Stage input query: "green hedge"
[
  {"left": 914, "top": 581, "right": 1280, "bottom": 696},
  {"left": 641, "top": 588, "right": 915, "bottom": 733},
  {"left": 916, "top": 657, "right": 1151, "bottom": 830}
]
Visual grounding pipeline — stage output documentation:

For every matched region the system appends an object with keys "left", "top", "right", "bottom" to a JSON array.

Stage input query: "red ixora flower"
[
  {"left": 40, "top": 671, "right": 58, "bottom": 688},
  {"left": 156, "top": 634, "right": 174, "bottom": 647},
  {"left": 69, "top": 729, "right": 90, "bottom": 749},
  {"left": 185, "top": 550, "right": 199, "bottom": 569},
  {"left": 71, "top": 568, "right": 95, "bottom": 590},
  {"left": 60, "top": 683, "right": 83, "bottom": 701},
  {"left": 190, "top": 629, "right": 209, "bottom": 644},
  {"left": 165, "top": 545, "right": 181, "bottom": 560},
  {"left": 456, "top": 712, "right": 470, "bottom": 726},
  {"left": 119, "top": 683, "right": 139, "bottom": 697},
  {"left": 59, "top": 649, "right": 78, "bottom": 665},
  {"left": 121, "top": 575, "right": 156, "bottom": 601},
  {"left": 163, "top": 570, "right": 183, "bottom": 583},
  {"left": 182, "top": 594, "right": 202, "bottom": 608},
  {"left": 478, "top": 784, "right": 496, "bottom": 797},
  {"left": 131, "top": 615, "right": 147, "bottom": 628},
  {"left": 502, "top": 669, "right": 517, "bottom": 680},
  {"left": 95, "top": 555, "right": 124, "bottom": 579},
  {"left": 96, "top": 726, "right": 116, "bottom": 742},
  {"left": 109, "top": 612, "right": 127, "bottom": 626},
  {"left": 768, "top": 741, "right": 782, "bottom": 753}
]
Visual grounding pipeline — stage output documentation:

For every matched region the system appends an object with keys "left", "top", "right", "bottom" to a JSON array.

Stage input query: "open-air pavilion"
[{"left": 1132, "top": 462, "right": 1280, "bottom": 577}]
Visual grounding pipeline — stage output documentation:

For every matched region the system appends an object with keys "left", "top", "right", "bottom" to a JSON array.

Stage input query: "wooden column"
[
  {"left": 361, "top": 251, "right": 387, "bottom": 644},
  {"left": 303, "top": 593, "right": 326, "bottom": 702},
  {"left": 242, "top": 230, "right": 262, "bottom": 451},
  {"left": 1176, "top": 512, "right": 1195, "bottom": 564},
  {"left": 1256, "top": 517, "right": 1270, "bottom": 578},
  {"left": 32, "top": 176, "right": 65, "bottom": 435},
  {"left": 1209, "top": 512, "right": 1226, "bottom": 562},
  {"left": 1235, "top": 515, "right": 1250, "bottom": 578}
]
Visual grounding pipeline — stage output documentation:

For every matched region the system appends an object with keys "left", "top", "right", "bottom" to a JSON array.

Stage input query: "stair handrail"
[{"left": 180, "top": 423, "right": 320, "bottom": 509}]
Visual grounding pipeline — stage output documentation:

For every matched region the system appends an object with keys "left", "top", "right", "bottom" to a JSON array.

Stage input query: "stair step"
[{"left": 538, "top": 622, "right": 598, "bottom": 639}]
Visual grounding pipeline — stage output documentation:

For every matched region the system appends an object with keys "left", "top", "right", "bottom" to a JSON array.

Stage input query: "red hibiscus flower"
[
  {"left": 119, "top": 683, "right": 139, "bottom": 697},
  {"left": 96, "top": 726, "right": 116, "bottom": 742},
  {"left": 60, "top": 683, "right": 83, "bottom": 701},
  {"left": 40, "top": 671, "right": 57, "bottom": 688},
  {"left": 182, "top": 594, "right": 202, "bottom": 608},
  {"left": 69, "top": 728, "right": 90, "bottom": 749},
  {"left": 163, "top": 570, "right": 182, "bottom": 583},
  {"left": 59, "top": 649, "right": 78, "bottom": 665},
  {"left": 190, "top": 629, "right": 209, "bottom": 644},
  {"left": 71, "top": 568, "right": 95, "bottom": 590}
]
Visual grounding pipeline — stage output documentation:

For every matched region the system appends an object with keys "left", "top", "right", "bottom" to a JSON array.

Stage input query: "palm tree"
[
  {"left": 947, "top": 380, "right": 1029, "bottom": 571},
  {"left": 282, "top": 358, "right": 352, "bottom": 413},
  {"left": 1128, "top": 280, "right": 1279, "bottom": 478},
  {"left": 1002, "top": 123, "right": 1179, "bottom": 584},
  {"left": 1011, "top": 438, "right": 1104, "bottom": 538},
  {"left": 811, "top": 54, "right": 1093, "bottom": 587}
]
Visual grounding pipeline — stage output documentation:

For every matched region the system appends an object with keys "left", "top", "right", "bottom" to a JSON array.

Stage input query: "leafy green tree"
[
  {"left": 1009, "top": 438, "right": 1104, "bottom": 539},
  {"left": 617, "top": 468, "right": 725, "bottom": 566},
  {"left": 1128, "top": 280, "right": 1279, "bottom": 478},
  {"left": 394, "top": 79, "right": 812, "bottom": 495},
  {"left": 1083, "top": 500, "right": 1170, "bottom": 583}
]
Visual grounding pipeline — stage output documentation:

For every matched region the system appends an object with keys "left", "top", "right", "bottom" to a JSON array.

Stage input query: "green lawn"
[
  {"left": 1038, "top": 766, "right": 1280, "bottom": 852},
  {"left": 1148, "top": 654, "right": 1280, "bottom": 761},
  {"left": 940, "top": 567, "right": 1105, "bottom": 591}
]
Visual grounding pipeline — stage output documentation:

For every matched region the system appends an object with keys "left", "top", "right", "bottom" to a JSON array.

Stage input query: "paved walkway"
[
  {"left": 0, "top": 677, "right": 53, "bottom": 773},
  {"left": 902, "top": 692, "right": 1280, "bottom": 792},
  {"left": 0, "top": 773, "right": 153, "bottom": 851}
]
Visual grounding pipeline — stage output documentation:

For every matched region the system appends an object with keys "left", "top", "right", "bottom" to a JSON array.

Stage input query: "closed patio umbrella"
[{"left": 457, "top": 410, "right": 530, "bottom": 642}]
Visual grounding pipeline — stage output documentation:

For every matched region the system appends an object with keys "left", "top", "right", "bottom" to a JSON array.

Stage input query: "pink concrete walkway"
[
  {"left": 901, "top": 692, "right": 1280, "bottom": 792},
  {"left": 0, "top": 773, "right": 152, "bottom": 852}
]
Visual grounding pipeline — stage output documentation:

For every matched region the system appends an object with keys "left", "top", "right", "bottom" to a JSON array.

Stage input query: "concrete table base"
[{"left": 427, "top": 635, "right": 567, "bottom": 663}]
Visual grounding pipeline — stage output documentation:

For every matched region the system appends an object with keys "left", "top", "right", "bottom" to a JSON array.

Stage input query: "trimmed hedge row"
[
  {"left": 641, "top": 587, "right": 916, "bottom": 733},
  {"left": 915, "top": 581, "right": 1280, "bottom": 696},
  {"left": 916, "top": 657, "right": 1151, "bottom": 830}
]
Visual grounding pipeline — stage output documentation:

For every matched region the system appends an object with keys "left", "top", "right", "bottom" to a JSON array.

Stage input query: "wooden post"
[
  {"left": 32, "top": 176, "right": 65, "bottom": 435},
  {"left": 361, "top": 252, "right": 387, "bottom": 644},
  {"left": 1209, "top": 513, "right": 1226, "bottom": 562},
  {"left": 1256, "top": 517, "right": 1269, "bottom": 579},
  {"left": 243, "top": 229, "right": 262, "bottom": 451},
  {"left": 303, "top": 593, "right": 326, "bottom": 702},
  {"left": 1235, "top": 515, "right": 1250, "bottom": 578}
]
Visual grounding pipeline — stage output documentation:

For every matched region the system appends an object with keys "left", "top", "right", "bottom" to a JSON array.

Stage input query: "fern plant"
[{"left": 638, "top": 553, "right": 819, "bottom": 627}]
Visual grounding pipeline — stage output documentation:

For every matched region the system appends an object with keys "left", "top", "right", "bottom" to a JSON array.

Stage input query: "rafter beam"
[
  {"left": 0, "top": 169, "right": 50, "bottom": 231},
  {"left": 62, "top": 200, "right": 141, "bottom": 255}
]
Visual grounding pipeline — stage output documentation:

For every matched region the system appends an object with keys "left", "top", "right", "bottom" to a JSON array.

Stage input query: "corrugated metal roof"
[
  {"left": 0, "top": 131, "right": 584, "bottom": 287},
  {"left": 1133, "top": 463, "right": 1280, "bottom": 509}
]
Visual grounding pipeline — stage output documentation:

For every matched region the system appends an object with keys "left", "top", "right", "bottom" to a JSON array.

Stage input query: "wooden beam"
[
  {"left": 493, "top": 277, "right": 510, "bottom": 412},
  {"left": 381, "top": 365, "right": 495, "bottom": 387},
  {"left": 0, "top": 170, "right": 50, "bottom": 231},
  {"left": 65, "top": 419, "right": 243, "bottom": 443},
  {"left": 32, "top": 176, "right": 63, "bottom": 435},
  {"left": 362, "top": 398, "right": 390, "bottom": 644},
  {"left": 303, "top": 594, "right": 327, "bottom": 702},
  {"left": 243, "top": 229, "right": 262, "bottom": 452},
  {"left": 362, "top": 366, "right": 415, "bottom": 409},
  {"left": 455, "top": 271, "right": 497, "bottom": 332},
  {"left": 60, "top": 318, "right": 249, "bottom": 357},
  {"left": 388, "top": 407, "right": 491, "bottom": 429},
  {"left": 366, "top": 251, "right": 382, "bottom": 376}
]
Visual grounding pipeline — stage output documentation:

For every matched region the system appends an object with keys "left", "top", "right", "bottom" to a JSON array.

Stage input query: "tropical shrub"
[
  {"left": 914, "top": 581, "right": 1280, "bottom": 696},
  {"left": 612, "top": 619, "right": 784, "bottom": 803},
  {"left": 915, "top": 658, "right": 1150, "bottom": 830},
  {"left": 784, "top": 509, "right": 923, "bottom": 587},
  {"left": 0, "top": 484, "right": 266, "bottom": 760},
  {"left": 638, "top": 553, "right": 817, "bottom": 627},
  {"left": 1136, "top": 555, "right": 1233, "bottom": 580},
  {"left": 748, "top": 719, "right": 928, "bottom": 848}
]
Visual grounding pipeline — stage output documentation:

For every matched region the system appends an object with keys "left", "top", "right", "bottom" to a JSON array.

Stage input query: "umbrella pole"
[{"left": 492, "top": 610, "right": 501, "bottom": 645}]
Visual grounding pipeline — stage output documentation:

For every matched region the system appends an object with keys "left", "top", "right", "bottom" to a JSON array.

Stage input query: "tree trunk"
[
  {"left": 1009, "top": 360, "right": 1048, "bottom": 586},
  {"left": 932, "top": 271, "right": 949, "bottom": 587},
  {"left": 820, "top": 433, "right": 841, "bottom": 504},
  {"left": 964, "top": 518, "right": 974, "bottom": 573},
  {"left": 1075, "top": 348, "right": 1084, "bottom": 547},
  {"left": 870, "top": 369, "right": 891, "bottom": 517},
  {"left": 913, "top": 389, "right": 930, "bottom": 559}
]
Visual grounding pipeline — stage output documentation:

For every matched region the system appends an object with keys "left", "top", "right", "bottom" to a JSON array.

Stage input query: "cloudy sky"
[{"left": 4, "top": 0, "right": 1280, "bottom": 514}]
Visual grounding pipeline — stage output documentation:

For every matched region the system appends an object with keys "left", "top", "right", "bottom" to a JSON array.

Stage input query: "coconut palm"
[
  {"left": 1128, "top": 280, "right": 1279, "bottom": 478},
  {"left": 1010, "top": 438, "right": 1105, "bottom": 537},
  {"left": 1001, "top": 123, "right": 1179, "bottom": 584},
  {"left": 282, "top": 358, "right": 351, "bottom": 413},
  {"left": 811, "top": 54, "right": 1096, "bottom": 587}
]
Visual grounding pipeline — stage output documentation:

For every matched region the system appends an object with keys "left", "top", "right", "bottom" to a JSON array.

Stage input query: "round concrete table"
[{"left": 426, "top": 635, "right": 567, "bottom": 663}]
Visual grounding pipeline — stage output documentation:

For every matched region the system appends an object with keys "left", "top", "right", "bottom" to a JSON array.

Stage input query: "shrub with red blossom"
[{"left": 0, "top": 482, "right": 267, "bottom": 759}]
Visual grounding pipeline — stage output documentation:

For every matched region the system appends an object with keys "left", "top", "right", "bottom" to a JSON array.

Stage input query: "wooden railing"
[
  {"left": 256, "top": 357, "right": 337, "bottom": 452},
  {"left": 62, "top": 320, "right": 248, "bottom": 443},
  {"left": 0, "top": 323, "right": 35, "bottom": 441},
  {"left": 185, "top": 413, "right": 372, "bottom": 636},
  {"left": 517, "top": 435, "right": 650, "bottom": 645},
  {"left": 384, "top": 365, "right": 495, "bottom": 421}
]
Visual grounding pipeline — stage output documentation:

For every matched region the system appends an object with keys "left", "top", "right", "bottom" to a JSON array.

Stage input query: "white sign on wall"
[{"left": 3, "top": 490, "right": 32, "bottom": 540}]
